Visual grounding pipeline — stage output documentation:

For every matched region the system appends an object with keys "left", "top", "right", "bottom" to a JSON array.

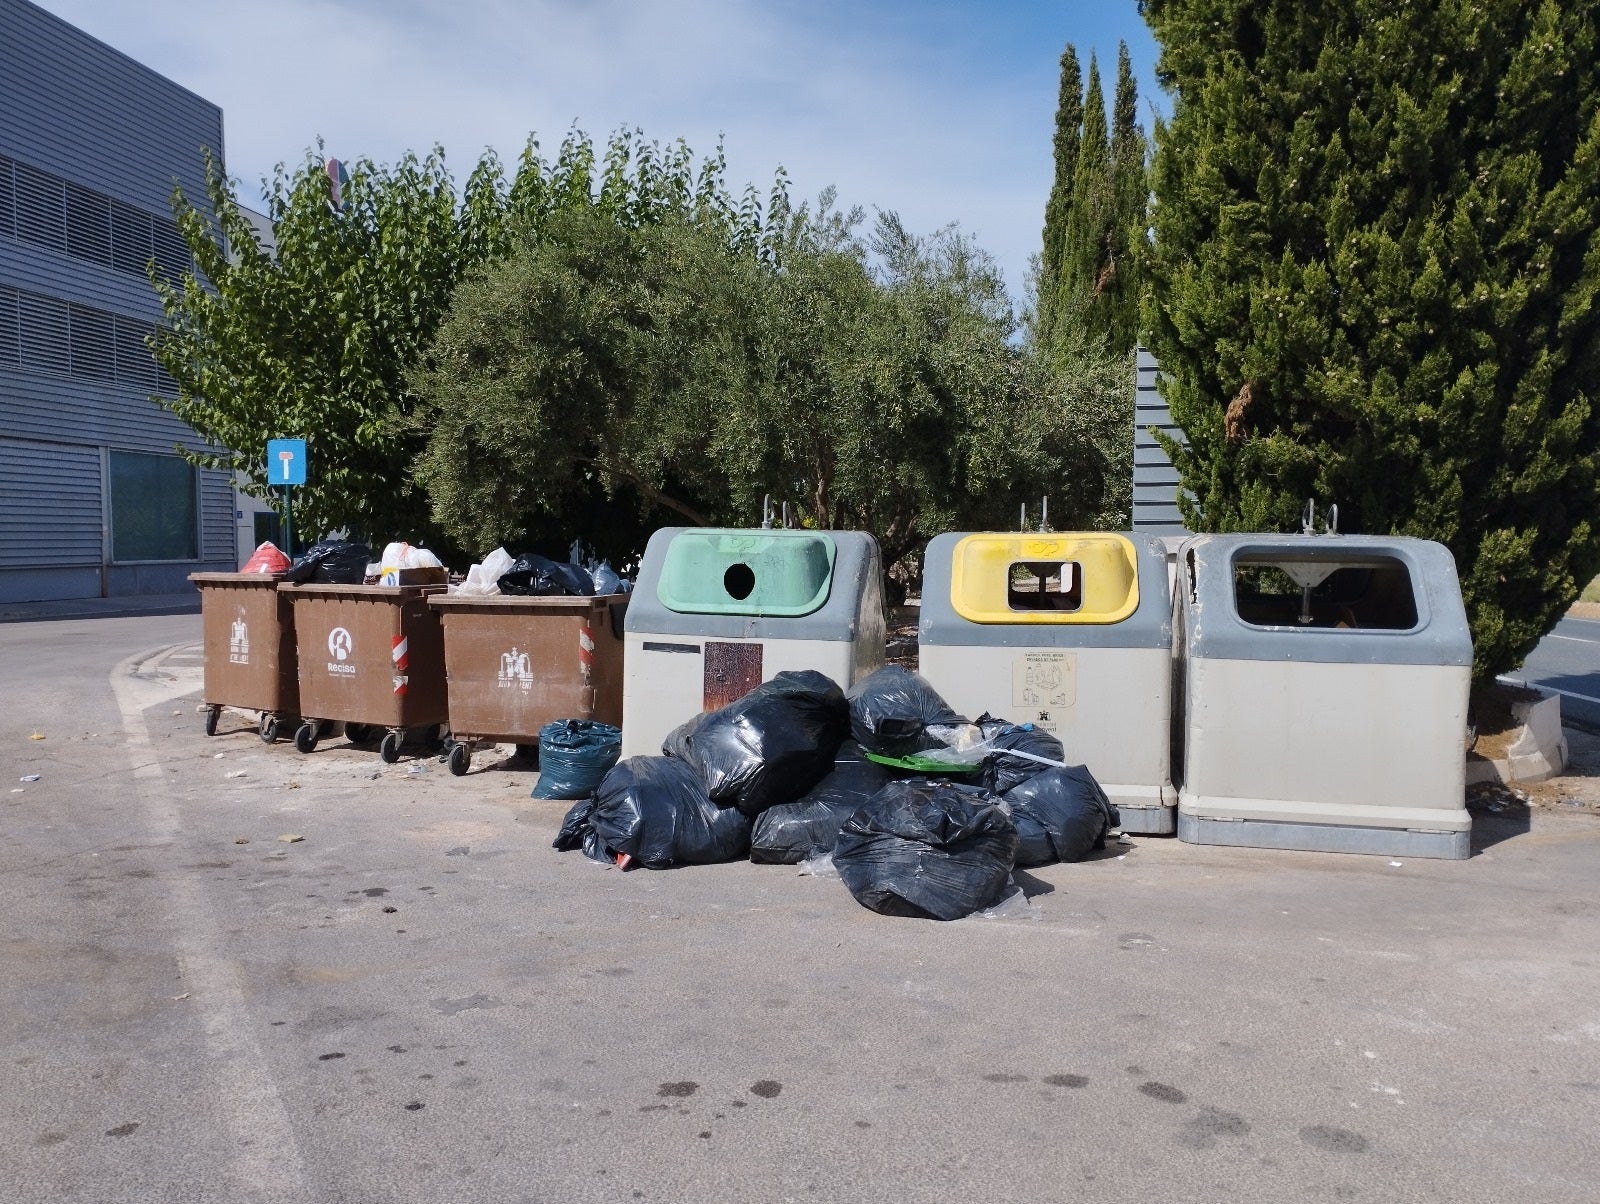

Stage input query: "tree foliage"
[
  {"left": 1142, "top": 0, "right": 1600, "bottom": 681},
  {"left": 151, "top": 129, "right": 772, "bottom": 548},
  {"left": 1036, "top": 41, "right": 1148, "bottom": 359},
  {"left": 1037, "top": 44, "right": 1083, "bottom": 351},
  {"left": 412, "top": 196, "right": 1130, "bottom": 584}
]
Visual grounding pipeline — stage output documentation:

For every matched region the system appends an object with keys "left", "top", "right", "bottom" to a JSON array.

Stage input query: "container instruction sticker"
[
  {"left": 1012, "top": 651, "right": 1075, "bottom": 733},
  {"left": 229, "top": 610, "right": 250, "bottom": 665}
]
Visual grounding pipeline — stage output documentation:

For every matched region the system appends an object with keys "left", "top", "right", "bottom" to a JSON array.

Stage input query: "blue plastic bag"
[{"left": 531, "top": 719, "right": 622, "bottom": 800}]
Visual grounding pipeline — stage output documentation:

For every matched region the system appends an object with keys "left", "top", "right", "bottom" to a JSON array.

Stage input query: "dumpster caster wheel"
[
  {"left": 447, "top": 742, "right": 471, "bottom": 776},
  {"left": 345, "top": 722, "right": 371, "bottom": 744},
  {"left": 379, "top": 731, "right": 403, "bottom": 764},
  {"left": 294, "top": 722, "right": 320, "bottom": 754},
  {"left": 259, "top": 713, "right": 281, "bottom": 744},
  {"left": 205, "top": 705, "right": 221, "bottom": 737},
  {"left": 515, "top": 743, "right": 541, "bottom": 767}
]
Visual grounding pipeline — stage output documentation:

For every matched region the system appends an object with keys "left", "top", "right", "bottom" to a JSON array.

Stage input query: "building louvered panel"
[
  {"left": 199, "top": 468, "right": 236, "bottom": 561},
  {"left": 110, "top": 197, "right": 153, "bottom": 275},
  {"left": 151, "top": 218, "right": 191, "bottom": 285},
  {"left": 17, "top": 289, "right": 69, "bottom": 376},
  {"left": 0, "top": 438, "right": 103, "bottom": 567},
  {"left": 13, "top": 159, "right": 65, "bottom": 253},
  {"left": 113, "top": 313, "right": 157, "bottom": 392},
  {"left": 64, "top": 179, "right": 111, "bottom": 266},
  {"left": 0, "top": 155, "right": 14, "bottom": 239},
  {"left": 68, "top": 303, "right": 115, "bottom": 380},
  {"left": 0, "top": 284, "right": 17, "bottom": 366},
  {"left": 1132, "top": 347, "right": 1190, "bottom": 535}
]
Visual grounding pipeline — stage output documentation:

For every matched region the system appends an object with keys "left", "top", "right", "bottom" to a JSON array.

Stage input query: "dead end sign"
[{"left": 267, "top": 439, "right": 307, "bottom": 486}]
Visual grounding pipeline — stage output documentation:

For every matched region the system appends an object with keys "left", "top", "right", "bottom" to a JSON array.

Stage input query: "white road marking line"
[{"left": 112, "top": 645, "right": 310, "bottom": 1204}]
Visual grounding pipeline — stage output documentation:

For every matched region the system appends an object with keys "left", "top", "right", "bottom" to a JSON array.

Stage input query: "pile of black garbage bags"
[{"left": 553, "top": 665, "right": 1120, "bottom": 921}]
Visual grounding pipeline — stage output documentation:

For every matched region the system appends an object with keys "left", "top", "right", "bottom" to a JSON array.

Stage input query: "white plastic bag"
[
  {"left": 378, "top": 542, "right": 445, "bottom": 585},
  {"left": 454, "top": 547, "right": 515, "bottom": 596}
]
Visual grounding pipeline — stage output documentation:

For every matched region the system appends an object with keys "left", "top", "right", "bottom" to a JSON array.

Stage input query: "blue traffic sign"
[{"left": 267, "top": 439, "right": 307, "bottom": 486}]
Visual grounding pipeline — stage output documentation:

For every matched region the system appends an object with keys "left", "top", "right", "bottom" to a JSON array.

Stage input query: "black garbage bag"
[
  {"left": 552, "top": 794, "right": 603, "bottom": 858},
  {"left": 552, "top": 756, "right": 751, "bottom": 869},
  {"left": 285, "top": 539, "right": 371, "bottom": 585},
  {"left": 1003, "top": 765, "right": 1121, "bottom": 867},
  {"left": 499, "top": 553, "right": 595, "bottom": 597},
  {"left": 663, "top": 670, "right": 849, "bottom": 818},
  {"left": 845, "top": 666, "right": 966, "bottom": 758},
  {"left": 749, "top": 742, "right": 891, "bottom": 864},
  {"left": 530, "top": 720, "right": 622, "bottom": 800},
  {"left": 659, "top": 708, "right": 707, "bottom": 760},
  {"left": 833, "top": 779, "right": 1019, "bottom": 920},
  {"left": 973, "top": 715, "right": 1067, "bottom": 795}
]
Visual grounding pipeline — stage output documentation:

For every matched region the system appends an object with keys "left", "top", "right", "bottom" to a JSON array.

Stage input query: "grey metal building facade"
[
  {"left": 1132, "top": 345, "right": 1190, "bottom": 537},
  {"left": 1, "top": 0, "right": 235, "bottom": 603}
]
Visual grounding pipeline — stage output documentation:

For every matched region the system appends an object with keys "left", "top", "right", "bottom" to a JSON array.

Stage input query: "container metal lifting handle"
[{"left": 1302, "top": 497, "right": 1317, "bottom": 535}]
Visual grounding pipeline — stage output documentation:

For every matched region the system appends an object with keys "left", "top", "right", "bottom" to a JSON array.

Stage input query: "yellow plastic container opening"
[{"left": 949, "top": 533, "right": 1139, "bottom": 625}]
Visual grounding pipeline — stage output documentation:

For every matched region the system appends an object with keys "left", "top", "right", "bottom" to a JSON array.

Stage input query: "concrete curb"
[{"left": 1466, "top": 688, "right": 1568, "bottom": 786}]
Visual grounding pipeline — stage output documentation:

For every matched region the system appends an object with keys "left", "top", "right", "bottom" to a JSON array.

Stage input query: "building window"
[{"left": 110, "top": 450, "right": 197, "bottom": 561}]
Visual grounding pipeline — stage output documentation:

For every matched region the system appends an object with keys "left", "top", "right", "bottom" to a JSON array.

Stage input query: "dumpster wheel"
[
  {"left": 515, "top": 743, "right": 541, "bottom": 768},
  {"left": 294, "top": 721, "right": 320, "bottom": 754},
  {"left": 344, "top": 723, "right": 373, "bottom": 745},
  {"left": 447, "top": 742, "right": 471, "bottom": 776},
  {"left": 204, "top": 705, "right": 221, "bottom": 737},
  {"left": 259, "top": 713, "right": 282, "bottom": 744},
  {"left": 379, "top": 731, "right": 404, "bottom": 764}
]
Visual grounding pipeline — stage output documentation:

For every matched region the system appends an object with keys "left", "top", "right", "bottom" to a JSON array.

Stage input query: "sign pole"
[{"left": 266, "top": 438, "right": 308, "bottom": 559}]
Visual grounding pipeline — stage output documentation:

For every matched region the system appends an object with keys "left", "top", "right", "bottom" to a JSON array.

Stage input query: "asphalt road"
[
  {"left": 1514, "top": 616, "right": 1600, "bottom": 731},
  {"left": 3, "top": 613, "right": 1599, "bottom": 1204}
]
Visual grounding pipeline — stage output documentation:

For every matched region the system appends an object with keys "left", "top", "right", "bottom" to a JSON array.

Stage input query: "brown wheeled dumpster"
[
  {"left": 428, "top": 592, "right": 628, "bottom": 775},
  {"left": 280, "top": 582, "right": 449, "bottom": 762},
  {"left": 190, "top": 572, "right": 300, "bottom": 742}
]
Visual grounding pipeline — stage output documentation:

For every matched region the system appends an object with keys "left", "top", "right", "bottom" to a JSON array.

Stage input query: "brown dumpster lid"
[
  {"left": 276, "top": 582, "right": 447, "bottom": 597},
  {"left": 428, "top": 591, "right": 628, "bottom": 610},
  {"left": 189, "top": 571, "right": 290, "bottom": 584}
]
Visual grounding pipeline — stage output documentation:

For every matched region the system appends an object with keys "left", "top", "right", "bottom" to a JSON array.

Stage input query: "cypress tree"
[
  {"left": 1143, "top": 0, "right": 1600, "bottom": 682},
  {"left": 1037, "top": 44, "right": 1082, "bottom": 350},
  {"left": 1059, "top": 54, "right": 1110, "bottom": 332},
  {"left": 1106, "top": 43, "right": 1148, "bottom": 355}
]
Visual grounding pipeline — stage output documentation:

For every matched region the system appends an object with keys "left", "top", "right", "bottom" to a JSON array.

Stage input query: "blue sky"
[{"left": 35, "top": 0, "right": 1163, "bottom": 309}]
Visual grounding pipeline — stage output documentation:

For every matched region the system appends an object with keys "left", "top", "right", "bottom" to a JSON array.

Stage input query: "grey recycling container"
[
  {"left": 620, "top": 527, "right": 885, "bottom": 757},
  {"left": 1174, "top": 533, "right": 1473, "bottom": 859},
  {"left": 918, "top": 531, "right": 1176, "bottom": 833}
]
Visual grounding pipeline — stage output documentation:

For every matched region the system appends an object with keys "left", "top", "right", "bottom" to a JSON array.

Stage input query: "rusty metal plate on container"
[{"left": 703, "top": 641, "right": 763, "bottom": 711}]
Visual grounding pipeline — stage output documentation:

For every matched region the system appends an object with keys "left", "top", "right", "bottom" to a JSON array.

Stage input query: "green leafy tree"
[
  {"left": 151, "top": 128, "right": 766, "bottom": 550},
  {"left": 1142, "top": 0, "right": 1600, "bottom": 681},
  {"left": 409, "top": 208, "right": 763, "bottom": 559},
  {"left": 412, "top": 192, "right": 1131, "bottom": 587},
  {"left": 152, "top": 145, "right": 495, "bottom": 548},
  {"left": 740, "top": 206, "right": 1129, "bottom": 585}
]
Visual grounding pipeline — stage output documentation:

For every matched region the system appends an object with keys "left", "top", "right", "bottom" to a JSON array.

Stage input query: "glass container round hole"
[{"left": 723, "top": 563, "right": 756, "bottom": 600}]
